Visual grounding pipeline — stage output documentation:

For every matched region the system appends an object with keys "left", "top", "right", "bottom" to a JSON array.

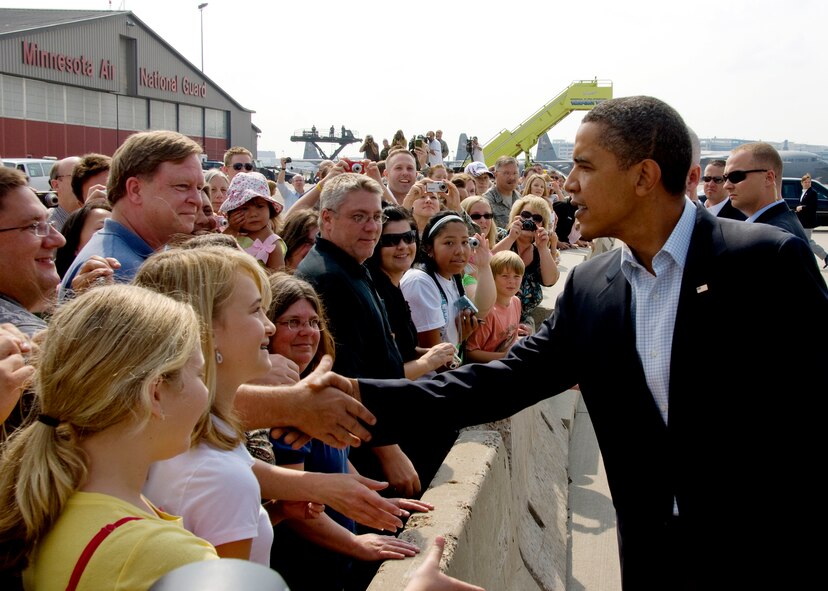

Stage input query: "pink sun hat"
[{"left": 219, "top": 171, "right": 284, "bottom": 216}]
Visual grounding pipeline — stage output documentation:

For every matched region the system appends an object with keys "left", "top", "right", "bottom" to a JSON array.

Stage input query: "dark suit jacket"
[
  {"left": 358, "top": 205, "right": 828, "bottom": 589},
  {"left": 295, "top": 237, "right": 403, "bottom": 380},
  {"left": 797, "top": 186, "right": 819, "bottom": 229},
  {"left": 716, "top": 197, "right": 747, "bottom": 220},
  {"left": 754, "top": 200, "right": 810, "bottom": 243}
]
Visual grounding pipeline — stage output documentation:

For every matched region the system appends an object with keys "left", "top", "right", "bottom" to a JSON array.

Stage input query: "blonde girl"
[{"left": 0, "top": 285, "right": 216, "bottom": 589}]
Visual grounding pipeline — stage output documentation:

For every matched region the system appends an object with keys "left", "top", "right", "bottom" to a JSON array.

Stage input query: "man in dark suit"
[
  {"left": 333, "top": 97, "right": 828, "bottom": 589},
  {"left": 795, "top": 172, "right": 828, "bottom": 267},
  {"left": 701, "top": 159, "right": 746, "bottom": 220},
  {"left": 725, "top": 142, "right": 811, "bottom": 244}
]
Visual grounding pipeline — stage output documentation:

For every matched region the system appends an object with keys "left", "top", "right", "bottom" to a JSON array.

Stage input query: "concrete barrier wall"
[{"left": 368, "top": 390, "right": 580, "bottom": 591}]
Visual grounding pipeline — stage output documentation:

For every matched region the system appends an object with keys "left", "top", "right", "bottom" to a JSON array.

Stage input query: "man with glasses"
[
  {"left": 295, "top": 173, "right": 421, "bottom": 501},
  {"left": 701, "top": 159, "right": 745, "bottom": 220},
  {"left": 47, "top": 156, "right": 81, "bottom": 232},
  {"left": 221, "top": 146, "right": 256, "bottom": 180},
  {"left": 484, "top": 156, "right": 522, "bottom": 229},
  {"left": 725, "top": 142, "right": 810, "bottom": 244},
  {"left": 0, "top": 167, "right": 66, "bottom": 336}
]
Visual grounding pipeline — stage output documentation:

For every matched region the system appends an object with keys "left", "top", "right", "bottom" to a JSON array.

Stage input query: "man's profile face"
[
  {"left": 0, "top": 186, "right": 66, "bottom": 312},
  {"left": 703, "top": 164, "right": 727, "bottom": 203},
  {"left": 723, "top": 150, "right": 771, "bottom": 215},
  {"left": 135, "top": 154, "right": 204, "bottom": 247},
  {"left": 51, "top": 158, "right": 80, "bottom": 202},
  {"left": 565, "top": 122, "right": 635, "bottom": 241},
  {"left": 321, "top": 189, "right": 383, "bottom": 263}
]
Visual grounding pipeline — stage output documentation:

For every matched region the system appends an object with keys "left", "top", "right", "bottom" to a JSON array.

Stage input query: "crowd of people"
[{"left": 0, "top": 95, "right": 826, "bottom": 591}]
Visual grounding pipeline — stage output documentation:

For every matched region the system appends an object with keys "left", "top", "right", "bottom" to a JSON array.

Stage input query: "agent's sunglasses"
[
  {"left": 702, "top": 176, "right": 724, "bottom": 184},
  {"left": 469, "top": 212, "right": 494, "bottom": 220},
  {"left": 519, "top": 211, "right": 544, "bottom": 224},
  {"left": 232, "top": 162, "right": 255, "bottom": 172},
  {"left": 722, "top": 169, "right": 767, "bottom": 184},
  {"left": 379, "top": 230, "right": 417, "bottom": 247}
]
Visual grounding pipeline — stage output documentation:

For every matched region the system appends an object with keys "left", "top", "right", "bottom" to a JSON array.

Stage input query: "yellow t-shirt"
[{"left": 23, "top": 491, "right": 218, "bottom": 591}]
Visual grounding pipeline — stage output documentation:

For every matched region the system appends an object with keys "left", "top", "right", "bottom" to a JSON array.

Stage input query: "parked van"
[{"left": 1, "top": 158, "right": 56, "bottom": 192}]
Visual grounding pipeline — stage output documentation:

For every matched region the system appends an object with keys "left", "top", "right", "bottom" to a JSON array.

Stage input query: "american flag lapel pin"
[{"left": 696, "top": 284, "right": 709, "bottom": 293}]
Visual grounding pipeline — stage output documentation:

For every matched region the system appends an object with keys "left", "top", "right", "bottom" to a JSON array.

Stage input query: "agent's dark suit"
[
  {"left": 358, "top": 205, "right": 828, "bottom": 590},
  {"left": 715, "top": 196, "right": 747, "bottom": 220},
  {"left": 753, "top": 199, "right": 810, "bottom": 243},
  {"left": 797, "top": 186, "right": 819, "bottom": 229}
]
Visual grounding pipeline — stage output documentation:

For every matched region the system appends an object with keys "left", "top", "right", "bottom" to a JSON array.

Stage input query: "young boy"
[{"left": 465, "top": 251, "right": 531, "bottom": 363}]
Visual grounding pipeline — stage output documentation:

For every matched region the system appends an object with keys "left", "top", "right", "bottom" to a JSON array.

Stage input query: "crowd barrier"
[{"left": 367, "top": 390, "right": 581, "bottom": 591}]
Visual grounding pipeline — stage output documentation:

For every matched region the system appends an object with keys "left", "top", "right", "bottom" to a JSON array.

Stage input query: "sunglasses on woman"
[
  {"left": 378, "top": 230, "right": 417, "bottom": 247},
  {"left": 519, "top": 211, "right": 544, "bottom": 224},
  {"left": 469, "top": 212, "right": 494, "bottom": 220}
]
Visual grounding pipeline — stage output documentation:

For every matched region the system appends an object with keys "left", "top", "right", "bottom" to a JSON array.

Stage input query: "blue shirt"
[
  {"left": 620, "top": 198, "right": 695, "bottom": 426},
  {"left": 60, "top": 218, "right": 155, "bottom": 297}
]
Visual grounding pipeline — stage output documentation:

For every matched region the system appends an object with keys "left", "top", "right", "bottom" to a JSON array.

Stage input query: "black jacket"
[
  {"left": 358, "top": 205, "right": 828, "bottom": 589},
  {"left": 295, "top": 237, "right": 403, "bottom": 379}
]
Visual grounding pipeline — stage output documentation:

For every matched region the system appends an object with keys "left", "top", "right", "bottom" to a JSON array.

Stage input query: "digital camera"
[
  {"left": 522, "top": 219, "right": 537, "bottom": 231},
  {"left": 468, "top": 236, "right": 480, "bottom": 249},
  {"left": 284, "top": 157, "right": 292, "bottom": 164},
  {"left": 456, "top": 294, "right": 478, "bottom": 315},
  {"left": 425, "top": 181, "right": 447, "bottom": 193},
  {"left": 38, "top": 191, "right": 59, "bottom": 208},
  {"left": 341, "top": 158, "right": 364, "bottom": 174}
]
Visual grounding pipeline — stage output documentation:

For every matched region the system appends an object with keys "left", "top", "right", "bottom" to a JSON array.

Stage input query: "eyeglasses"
[
  {"left": 333, "top": 211, "right": 388, "bottom": 225},
  {"left": 232, "top": 162, "right": 255, "bottom": 172},
  {"left": 519, "top": 211, "right": 544, "bottom": 224},
  {"left": 702, "top": 176, "right": 724, "bottom": 184},
  {"left": 379, "top": 230, "right": 417, "bottom": 247},
  {"left": 722, "top": 169, "right": 767, "bottom": 184},
  {"left": 276, "top": 318, "right": 322, "bottom": 332},
  {"left": 469, "top": 212, "right": 494, "bottom": 220},
  {"left": 0, "top": 219, "right": 56, "bottom": 237}
]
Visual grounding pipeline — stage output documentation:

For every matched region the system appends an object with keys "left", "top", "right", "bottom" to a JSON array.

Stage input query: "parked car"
[
  {"left": 780, "top": 177, "right": 828, "bottom": 227},
  {"left": 2, "top": 158, "right": 56, "bottom": 192}
]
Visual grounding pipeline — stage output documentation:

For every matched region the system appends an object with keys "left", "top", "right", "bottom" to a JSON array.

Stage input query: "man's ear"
[
  {"left": 124, "top": 176, "right": 143, "bottom": 205},
  {"left": 633, "top": 159, "right": 662, "bottom": 196}
]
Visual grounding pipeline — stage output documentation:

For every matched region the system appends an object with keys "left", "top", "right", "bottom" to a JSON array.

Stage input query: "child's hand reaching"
[{"left": 227, "top": 209, "right": 247, "bottom": 234}]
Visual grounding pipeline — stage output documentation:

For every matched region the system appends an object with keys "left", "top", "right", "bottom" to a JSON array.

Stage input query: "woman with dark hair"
[
  {"left": 265, "top": 271, "right": 428, "bottom": 591},
  {"left": 366, "top": 205, "right": 456, "bottom": 380},
  {"left": 54, "top": 198, "right": 112, "bottom": 278}
]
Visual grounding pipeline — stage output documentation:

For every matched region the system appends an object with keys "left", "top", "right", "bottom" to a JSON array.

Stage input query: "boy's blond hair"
[{"left": 490, "top": 250, "right": 525, "bottom": 276}]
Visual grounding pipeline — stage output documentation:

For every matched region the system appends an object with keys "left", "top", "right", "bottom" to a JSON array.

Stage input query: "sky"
[{"left": 5, "top": 0, "right": 828, "bottom": 160}]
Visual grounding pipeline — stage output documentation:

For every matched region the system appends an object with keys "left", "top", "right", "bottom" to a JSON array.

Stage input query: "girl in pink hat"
[{"left": 220, "top": 172, "right": 286, "bottom": 272}]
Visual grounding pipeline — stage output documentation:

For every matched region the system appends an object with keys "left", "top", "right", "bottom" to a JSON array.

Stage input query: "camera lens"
[
  {"left": 522, "top": 219, "right": 537, "bottom": 231},
  {"left": 468, "top": 236, "right": 480, "bottom": 249}
]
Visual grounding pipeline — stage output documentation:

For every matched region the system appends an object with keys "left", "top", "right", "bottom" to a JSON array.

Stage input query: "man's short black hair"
[{"left": 583, "top": 96, "right": 691, "bottom": 197}]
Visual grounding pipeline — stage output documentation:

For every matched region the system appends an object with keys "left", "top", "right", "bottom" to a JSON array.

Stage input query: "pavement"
[{"left": 545, "top": 229, "right": 828, "bottom": 591}]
